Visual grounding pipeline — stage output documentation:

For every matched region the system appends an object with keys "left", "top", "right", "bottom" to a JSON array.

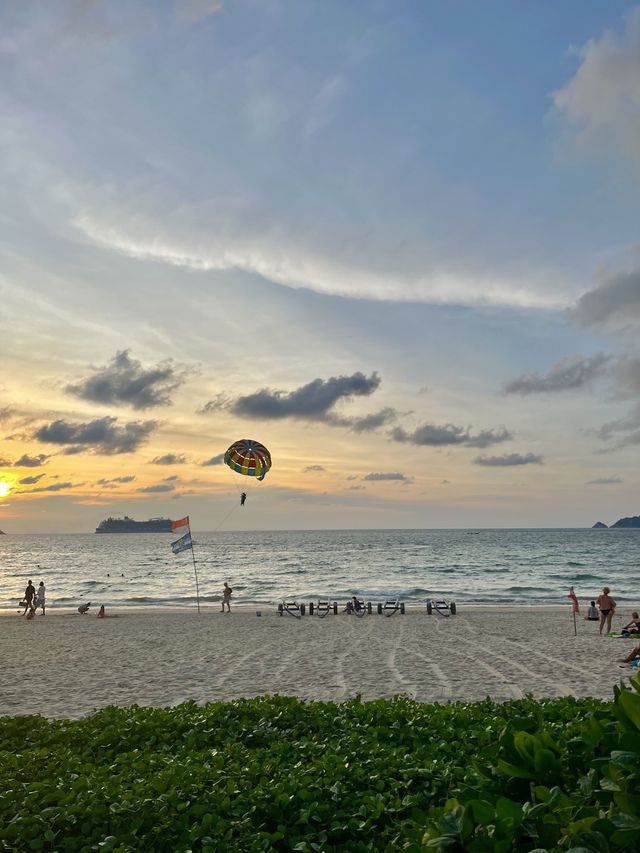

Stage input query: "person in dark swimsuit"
[{"left": 596, "top": 587, "right": 616, "bottom": 636}]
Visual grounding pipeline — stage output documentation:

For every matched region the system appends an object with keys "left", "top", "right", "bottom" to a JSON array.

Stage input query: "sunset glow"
[{"left": 1, "top": 2, "right": 639, "bottom": 533}]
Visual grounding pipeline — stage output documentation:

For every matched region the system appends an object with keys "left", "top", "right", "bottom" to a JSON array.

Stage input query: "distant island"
[
  {"left": 592, "top": 516, "right": 640, "bottom": 529},
  {"left": 96, "top": 516, "right": 173, "bottom": 533}
]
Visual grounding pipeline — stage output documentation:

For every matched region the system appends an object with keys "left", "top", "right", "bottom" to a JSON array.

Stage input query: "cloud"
[
  {"left": 18, "top": 473, "right": 46, "bottom": 485},
  {"left": 345, "top": 408, "right": 398, "bottom": 433},
  {"left": 136, "top": 483, "right": 176, "bottom": 493},
  {"left": 611, "top": 355, "right": 640, "bottom": 399},
  {"left": 23, "top": 481, "right": 80, "bottom": 493},
  {"left": 34, "top": 417, "right": 157, "bottom": 454},
  {"left": 152, "top": 453, "right": 188, "bottom": 465},
  {"left": 66, "top": 350, "right": 188, "bottom": 410},
  {"left": 593, "top": 402, "right": 640, "bottom": 447},
  {"left": 201, "top": 453, "right": 225, "bottom": 466},
  {"left": 303, "top": 465, "right": 325, "bottom": 472},
  {"left": 362, "top": 472, "right": 411, "bottom": 482},
  {"left": 473, "top": 453, "right": 543, "bottom": 467},
  {"left": 553, "top": 8, "right": 640, "bottom": 174},
  {"left": 391, "top": 423, "right": 512, "bottom": 448},
  {"left": 587, "top": 476, "right": 623, "bottom": 484},
  {"left": 76, "top": 214, "right": 566, "bottom": 311},
  {"left": 174, "top": 0, "right": 223, "bottom": 22},
  {"left": 0, "top": 456, "right": 11, "bottom": 466},
  {"left": 206, "top": 372, "right": 382, "bottom": 424},
  {"left": 95, "top": 475, "right": 136, "bottom": 486},
  {"left": 572, "top": 268, "right": 640, "bottom": 331},
  {"left": 0, "top": 406, "right": 14, "bottom": 423},
  {"left": 13, "top": 453, "right": 49, "bottom": 467},
  {"left": 503, "top": 353, "right": 613, "bottom": 395}
]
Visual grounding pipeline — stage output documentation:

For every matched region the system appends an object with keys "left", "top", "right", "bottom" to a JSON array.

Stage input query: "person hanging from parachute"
[{"left": 224, "top": 440, "right": 272, "bottom": 508}]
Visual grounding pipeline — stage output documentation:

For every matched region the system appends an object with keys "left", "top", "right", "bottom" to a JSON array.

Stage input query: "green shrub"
[{"left": 0, "top": 685, "right": 635, "bottom": 852}]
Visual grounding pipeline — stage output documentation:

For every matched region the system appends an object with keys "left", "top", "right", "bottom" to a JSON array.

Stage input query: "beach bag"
[{"left": 18, "top": 600, "right": 27, "bottom": 607}]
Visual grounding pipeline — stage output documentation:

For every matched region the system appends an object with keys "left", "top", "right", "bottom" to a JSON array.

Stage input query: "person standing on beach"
[
  {"left": 596, "top": 586, "right": 616, "bottom": 635},
  {"left": 221, "top": 582, "right": 232, "bottom": 612},
  {"left": 23, "top": 580, "right": 36, "bottom": 615},
  {"left": 35, "top": 581, "right": 46, "bottom": 615}
]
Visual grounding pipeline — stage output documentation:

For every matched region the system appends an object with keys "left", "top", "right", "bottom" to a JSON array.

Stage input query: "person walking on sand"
[
  {"left": 221, "top": 582, "right": 232, "bottom": 612},
  {"left": 597, "top": 586, "right": 616, "bottom": 635},
  {"left": 35, "top": 581, "right": 46, "bottom": 615},
  {"left": 22, "top": 580, "right": 36, "bottom": 615}
]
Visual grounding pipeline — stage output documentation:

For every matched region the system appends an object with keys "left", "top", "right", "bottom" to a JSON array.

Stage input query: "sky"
[{"left": 1, "top": 0, "right": 640, "bottom": 533}]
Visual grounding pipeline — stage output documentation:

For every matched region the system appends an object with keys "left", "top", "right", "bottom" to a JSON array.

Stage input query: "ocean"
[{"left": 1, "top": 528, "right": 639, "bottom": 612}]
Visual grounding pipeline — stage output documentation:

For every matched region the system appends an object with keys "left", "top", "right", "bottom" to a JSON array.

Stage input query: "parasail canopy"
[{"left": 224, "top": 439, "right": 272, "bottom": 481}]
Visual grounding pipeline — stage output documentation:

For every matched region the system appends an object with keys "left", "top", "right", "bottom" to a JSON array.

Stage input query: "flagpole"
[
  {"left": 171, "top": 517, "right": 200, "bottom": 615},
  {"left": 189, "top": 522, "right": 201, "bottom": 615},
  {"left": 568, "top": 586, "right": 579, "bottom": 636}
]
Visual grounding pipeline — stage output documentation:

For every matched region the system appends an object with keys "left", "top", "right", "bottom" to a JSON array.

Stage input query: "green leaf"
[{"left": 617, "top": 690, "right": 640, "bottom": 730}]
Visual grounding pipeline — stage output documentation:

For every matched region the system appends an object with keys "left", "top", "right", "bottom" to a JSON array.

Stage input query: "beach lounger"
[
  {"left": 310, "top": 600, "right": 338, "bottom": 617},
  {"left": 382, "top": 599, "right": 405, "bottom": 617},
  {"left": 278, "top": 601, "right": 305, "bottom": 619},
  {"left": 426, "top": 599, "right": 457, "bottom": 617}
]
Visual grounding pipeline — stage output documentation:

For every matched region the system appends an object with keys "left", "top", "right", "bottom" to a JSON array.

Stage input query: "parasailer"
[{"left": 224, "top": 439, "right": 272, "bottom": 482}]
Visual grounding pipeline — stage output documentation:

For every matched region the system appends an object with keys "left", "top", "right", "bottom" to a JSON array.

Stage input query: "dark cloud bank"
[
  {"left": 34, "top": 417, "right": 156, "bottom": 454},
  {"left": 66, "top": 350, "right": 189, "bottom": 410}
]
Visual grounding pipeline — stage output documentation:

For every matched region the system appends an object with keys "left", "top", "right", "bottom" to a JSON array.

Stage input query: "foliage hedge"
[{"left": 1, "top": 678, "right": 639, "bottom": 852}]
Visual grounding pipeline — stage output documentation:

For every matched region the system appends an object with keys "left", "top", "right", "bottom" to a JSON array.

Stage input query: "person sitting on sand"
[
  {"left": 619, "top": 644, "right": 640, "bottom": 666},
  {"left": 622, "top": 612, "right": 640, "bottom": 637},
  {"left": 596, "top": 587, "right": 616, "bottom": 635},
  {"left": 344, "top": 596, "right": 362, "bottom": 614},
  {"left": 77, "top": 602, "right": 91, "bottom": 615},
  {"left": 585, "top": 601, "right": 599, "bottom": 621}
]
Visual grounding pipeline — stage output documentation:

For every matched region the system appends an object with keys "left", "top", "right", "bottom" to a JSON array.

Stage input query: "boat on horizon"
[{"left": 95, "top": 516, "right": 173, "bottom": 533}]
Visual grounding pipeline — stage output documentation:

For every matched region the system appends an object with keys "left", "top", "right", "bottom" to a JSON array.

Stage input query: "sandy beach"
[{"left": 1, "top": 605, "right": 638, "bottom": 719}]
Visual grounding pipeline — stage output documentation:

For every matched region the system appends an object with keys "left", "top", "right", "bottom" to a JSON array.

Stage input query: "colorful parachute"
[{"left": 224, "top": 439, "right": 272, "bottom": 481}]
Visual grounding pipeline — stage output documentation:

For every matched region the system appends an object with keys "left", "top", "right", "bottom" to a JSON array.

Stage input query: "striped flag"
[
  {"left": 568, "top": 586, "right": 579, "bottom": 613},
  {"left": 171, "top": 531, "right": 192, "bottom": 554},
  {"left": 171, "top": 516, "right": 190, "bottom": 532}
]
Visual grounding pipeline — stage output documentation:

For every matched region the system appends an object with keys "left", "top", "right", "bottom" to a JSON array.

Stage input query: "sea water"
[{"left": 0, "top": 528, "right": 638, "bottom": 611}]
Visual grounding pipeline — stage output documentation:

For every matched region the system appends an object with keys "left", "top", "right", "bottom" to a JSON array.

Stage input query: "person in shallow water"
[{"left": 240, "top": 492, "right": 247, "bottom": 506}]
